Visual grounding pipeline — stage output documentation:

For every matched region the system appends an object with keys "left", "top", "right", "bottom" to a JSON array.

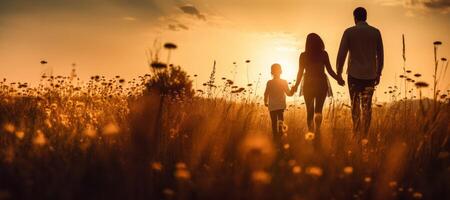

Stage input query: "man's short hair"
[{"left": 353, "top": 7, "right": 367, "bottom": 21}]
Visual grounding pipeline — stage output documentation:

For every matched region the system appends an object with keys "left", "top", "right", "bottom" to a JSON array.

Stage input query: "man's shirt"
[{"left": 337, "top": 21, "right": 384, "bottom": 80}]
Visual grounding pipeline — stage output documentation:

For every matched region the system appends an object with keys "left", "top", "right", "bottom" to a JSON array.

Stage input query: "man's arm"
[
  {"left": 336, "top": 30, "right": 349, "bottom": 76},
  {"left": 376, "top": 30, "right": 384, "bottom": 78}
]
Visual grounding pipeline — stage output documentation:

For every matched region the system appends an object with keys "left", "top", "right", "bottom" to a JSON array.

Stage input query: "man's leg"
[
  {"left": 361, "top": 86, "right": 375, "bottom": 136},
  {"left": 348, "top": 77, "right": 362, "bottom": 133}
]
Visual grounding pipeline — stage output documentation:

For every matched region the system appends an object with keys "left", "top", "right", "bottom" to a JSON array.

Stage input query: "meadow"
[{"left": 0, "top": 67, "right": 448, "bottom": 200}]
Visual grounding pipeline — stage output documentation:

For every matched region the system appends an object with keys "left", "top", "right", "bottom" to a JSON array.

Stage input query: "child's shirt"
[{"left": 264, "top": 78, "right": 290, "bottom": 111}]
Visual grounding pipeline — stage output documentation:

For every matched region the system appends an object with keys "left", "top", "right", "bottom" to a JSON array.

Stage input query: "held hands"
[{"left": 290, "top": 85, "right": 299, "bottom": 93}]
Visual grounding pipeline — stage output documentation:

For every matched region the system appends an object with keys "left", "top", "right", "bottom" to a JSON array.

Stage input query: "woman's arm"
[
  {"left": 324, "top": 51, "right": 345, "bottom": 86},
  {"left": 293, "top": 53, "right": 305, "bottom": 90},
  {"left": 324, "top": 51, "right": 339, "bottom": 80}
]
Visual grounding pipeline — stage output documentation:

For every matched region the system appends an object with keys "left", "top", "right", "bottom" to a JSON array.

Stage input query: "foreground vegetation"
[{"left": 0, "top": 73, "right": 449, "bottom": 200}]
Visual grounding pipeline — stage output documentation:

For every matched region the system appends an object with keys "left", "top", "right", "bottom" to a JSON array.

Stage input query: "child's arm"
[
  {"left": 285, "top": 81, "right": 294, "bottom": 97},
  {"left": 264, "top": 82, "right": 269, "bottom": 107}
]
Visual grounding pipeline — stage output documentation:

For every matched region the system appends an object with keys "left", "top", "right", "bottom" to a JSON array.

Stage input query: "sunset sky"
[{"left": 1, "top": 0, "right": 449, "bottom": 100}]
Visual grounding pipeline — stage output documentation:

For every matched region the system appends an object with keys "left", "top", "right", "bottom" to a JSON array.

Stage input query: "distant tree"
[{"left": 146, "top": 65, "right": 194, "bottom": 98}]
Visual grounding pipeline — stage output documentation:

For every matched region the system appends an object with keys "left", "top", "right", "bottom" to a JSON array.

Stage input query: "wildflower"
[
  {"left": 40, "top": 60, "right": 48, "bottom": 65},
  {"left": 305, "top": 132, "right": 315, "bottom": 141},
  {"left": 414, "top": 73, "right": 421, "bottom": 77},
  {"left": 292, "top": 166, "right": 301, "bottom": 174},
  {"left": 83, "top": 125, "right": 97, "bottom": 137},
  {"left": 388, "top": 181, "right": 398, "bottom": 188},
  {"left": 251, "top": 170, "right": 271, "bottom": 184},
  {"left": 433, "top": 41, "right": 442, "bottom": 45},
  {"left": 150, "top": 61, "right": 167, "bottom": 69},
  {"left": 412, "top": 192, "right": 423, "bottom": 199},
  {"left": 151, "top": 162, "right": 163, "bottom": 171},
  {"left": 415, "top": 82, "right": 429, "bottom": 88},
  {"left": 119, "top": 79, "right": 125, "bottom": 84},
  {"left": 3, "top": 123, "right": 15, "bottom": 133},
  {"left": 305, "top": 166, "right": 323, "bottom": 177},
  {"left": 174, "top": 167, "right": 191, "bottom": 180},
  {"left": 247, "top": 83, "right": 253, "bottom": 87},
  {"left": 343, "top": 166, "right": 353, "bottom": 175},
  {"left": 442, "top": 57, "right": 447, "bottom": 61},
  {"left": 15, "top": 131, "right": 25, "bottom": 139},
  {"left": 282, "top": 123, "right": 288, "bottom": 132},
  {"left": 245, "top": 60, "right": 251, "bottom": 63},
  {"left": 162, "top": 188, "right": 175, "bottom": 197},
  {"left": 50, "top": 103, "right": 58, "bottom": 110},
  {"left": 44, "top": 119, "right": 52, "bottom": 128},
  {"left": 102, "top": 123, "right": 120, "bottom": 135},
  {"left": 406, "top": 70, "right": 412, "bottom": 73},
  {"left": 164, "top": 43, "right": 177, "bottom": 49},
  {"left": 361, "top": 138, "right": 369, "bottom": 145},
  {"left": 33, "top": 130, "right": 47, "bottom": 146},
  {"left": 239, "top": 133, "right": 276, "bottom": 170}
]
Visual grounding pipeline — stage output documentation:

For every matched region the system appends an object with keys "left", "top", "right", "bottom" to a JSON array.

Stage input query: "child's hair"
[{"left": 271, "top": 63, "right": 282, "bottom": 75}]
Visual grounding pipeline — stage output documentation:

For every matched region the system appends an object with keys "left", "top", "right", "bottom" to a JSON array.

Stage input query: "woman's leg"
[
  {"left": 304, "top": 95, "right": 315, "bottom": 132},
  {"left": 314, "top": 91, "right": 327, "bottom": 133}
]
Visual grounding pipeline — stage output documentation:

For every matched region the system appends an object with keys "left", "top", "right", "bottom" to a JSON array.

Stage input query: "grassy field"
[{"left": 0, "top": 74, "right": 449, "bottom": 200}]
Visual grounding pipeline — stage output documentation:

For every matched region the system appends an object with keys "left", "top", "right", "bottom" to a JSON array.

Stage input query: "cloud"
[
  {"left": 377, "top": 0, "right": 450, "bottom": 12},
  {"left": 179, "top": 4, "right": 206, "bottom": 20},
  {"left": 123, "top": 16, "right": 137, "bottom": 21},
  {"left": 168, "top": 23, "right": 189, "bottom": 31},
  {"left": 421, "top": 0, "right": 450, "bottom": 9}
]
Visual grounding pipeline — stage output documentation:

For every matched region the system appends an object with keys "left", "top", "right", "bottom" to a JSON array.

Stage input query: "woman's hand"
[{"left": 291, "top": 85, "right": 298, "bottom": 93}]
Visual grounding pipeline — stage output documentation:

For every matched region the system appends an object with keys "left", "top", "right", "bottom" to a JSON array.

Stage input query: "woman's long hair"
[{"left": 304, "top": 33, "right": 325, "bottom": 60}]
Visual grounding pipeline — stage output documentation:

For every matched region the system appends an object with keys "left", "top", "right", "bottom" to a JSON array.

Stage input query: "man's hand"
[
  {"left": 374, "top": 76, "right": 381, "bottom": 86},
  {"left": 337, "top": 75, "right": 345, "bottom": 86}
]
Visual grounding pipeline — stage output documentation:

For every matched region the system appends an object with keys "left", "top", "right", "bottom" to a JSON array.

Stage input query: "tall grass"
[{"left": 0, "top": 72, "right": 449, "bottom": 199}]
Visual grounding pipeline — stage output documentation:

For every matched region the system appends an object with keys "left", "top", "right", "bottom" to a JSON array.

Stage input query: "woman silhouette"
[{"left": 292, "top": 33, "right": 345, "bottom": 134}]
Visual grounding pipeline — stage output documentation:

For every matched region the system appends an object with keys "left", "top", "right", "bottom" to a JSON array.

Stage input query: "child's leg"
[
  {"left": 277, "top": 109, "right": 284, "bottom": 133},
  {"left": 274, "top": 110, "right": 284, "bottom": 146},
  {"left": 304, "top": 95, "right": 315, "bottom": 132},
  {"left": 269, "top": 111, "right": 278, "bottom": 135}
]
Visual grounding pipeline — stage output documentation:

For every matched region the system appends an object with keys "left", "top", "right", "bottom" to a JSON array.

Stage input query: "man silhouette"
[{"left": 337, "top": 7, "right": 384, "bottom": 137}]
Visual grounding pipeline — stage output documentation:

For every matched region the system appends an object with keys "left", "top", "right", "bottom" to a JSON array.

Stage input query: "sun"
[{"left": 277, "top": 59, "right": 298, "bottom": 82}]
